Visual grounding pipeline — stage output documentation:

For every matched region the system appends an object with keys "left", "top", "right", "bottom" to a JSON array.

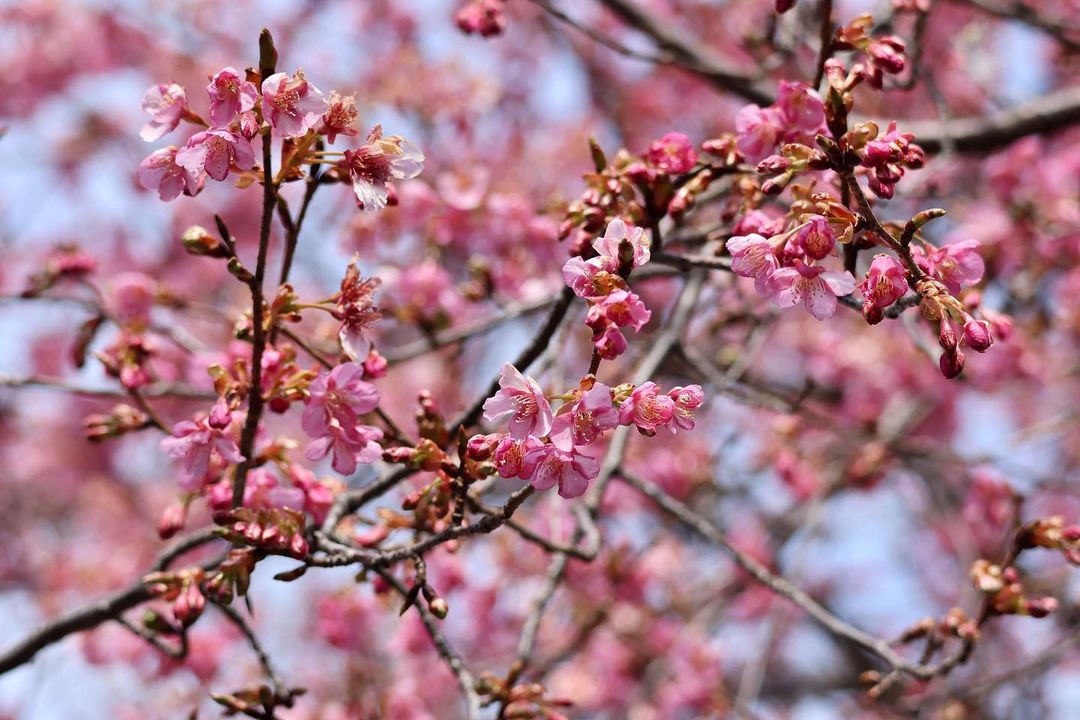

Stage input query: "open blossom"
[
  {"left": 140, "top": 83, "right": 188, "bottom": 142},
  {"left": 306, "top": 423, "right": 383, "bottom": 476},
  {"left": 668, "top": 385, "right": 705, "bottom": 432},
  {"left": 550, "top": 383, "right": 618, "bottom": 450},
  {"left": 619, "top": 382, "right": 675, "bottom": 435},
  {"left": 524, "top": 443, "right": 600, "bottom": 499},
  {"left": 493, "top": 434, "right": 544, "bottom": 479},
  {"left": 343, "top": 126, "right": 425, "bottom": 211},
  {"left": 859, "top": 254, "right": 908, "bottom": 307},
  {"left": 562, "top": 256, "right": 608, "bottom": 300},
  {"left": 206, "top": 67, "right": 258, "bottom": 127},
  {"left": 913, "top": 240, "right": 985, "bottom": 294},
  {"left": 594, "top": 325, "right": 628, "bottom": 360},
  {"left": 735, "top": 105, "right": 782, "bottom": 164},
  {"left": 319, "top": 92, "right": 361, "bottom": 144},
  {"left": 333, "top": 260, "right": 382, "bottom": 361},
  {"left": 176, "top": 129, "right": 255, "bottom": 182},
  {"left": 160, "top": 400, "right": 244, "bottom": 491},
  {"left": 646, "top": 132, "right": 697, "bottom": 174},
  {"left": 768, "top": 259, "right": 856, "bottom": 320},
  {"left": 138, "top": 146, "right": 202, "bottom": 201},
  {"left": 302, "top": 362, "right": 380, "bottom": 440},
  {"left": 586, "top": 290, "right": 651, "bottom": 332},
  {"left": 261, "top": 69, "right": 328, "bottom": 138},
  {"left": 592, "top": 218, "right": 650, "bottom": 270},
  {"left": 775, "top": 81, "right": 825, "bottom": 133},
  {"left": 792, "top": 215, "right": 836, "bottom": 261},
  {"left": 482, "top": 363, "right": 553, "bottom": 439},
  {"left": 727, "top": 233, "right": 779, "bottom": 295}
]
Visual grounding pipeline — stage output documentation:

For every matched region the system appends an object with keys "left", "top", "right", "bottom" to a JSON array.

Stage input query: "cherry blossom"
[
  {"left": 137, "top": 146, "right": 202, "bottom": 200},
  {"left": 913, "top": 240, "right": 986, "bottom": 293},
  {"left": 727, "top": 233, "right": 780, "bottom": 295},
  {"left": 342, "top": 125, "right": 425, "bottom": 211},
  {"left": 860, "top": 254, "right": 909, "bottom": 308},
  {"left": 175, "top": 129, "right": 255, "bottom": 182},
  {"left": 206, "top": 67, "right": 258, "bottom": 128},
  {"left": 550, "top": 383, "right": 618, "bottom": 449},
  {"left": 160, "top": 400, "right": 244, "bottom": 491},
  {"left": 619, "top": 382, "right": 676, "bottom": 435},
  {"left": 482, "top": 363, "right": 553, "bottom": 439},
  {"left": 646, "top": 132, "right": 697, "bottom": 174},
  {"left": 768, "top": 260, "right": 857, "bottom": 320},
  {"left": 261, "top": 69, "right": 328, "bottom": 138},
  {"left": 140, "top": 82, "right": 188, "bottom": 142},
  {"left": 592, "top": 218, "right": 651, "bottom": 270},
  {"left": 523, "top": 443, "right": 601, "bottom": 499}
]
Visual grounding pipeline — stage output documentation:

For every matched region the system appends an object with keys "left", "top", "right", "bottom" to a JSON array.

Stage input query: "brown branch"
[
  {"left": 0, "top": 530, "right": 221, "bottom": 675},
  {"left": 595, "top": 0, "right": 773, "bottom": 105},
  {"left": 907, "top": 85, "right": 1080, "bottom": 154},
  {"left": 232, "top": 30, "right": 279, "bottom": 508}
]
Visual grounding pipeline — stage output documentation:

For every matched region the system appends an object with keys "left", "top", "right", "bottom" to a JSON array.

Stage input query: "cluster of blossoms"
[
  {"left": 471, "top": 363, "right": 704, "bottom": 498},
  {"left": 563, "top": 218, "right": 653, "bottom": 359},
  {"left": 734, "top": 80, "right": 827, "bottom": 165},
  {"left": 726, "top": 190, "right": 859, "bottom": 320},
  {"left": 138, "top": 68, "right": 422, "bottom": 208},
  {"left": 559, "top": 132, "right": 700, "bottom": 251}
]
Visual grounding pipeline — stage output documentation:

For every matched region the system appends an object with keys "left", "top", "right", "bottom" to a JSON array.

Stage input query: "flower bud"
[
  {"left": 938, "top": 319, "right": 959, "bottom": 352},
  {"left": 862, "top": 302, "right": 884, "bottom": 325},
  {"left": 963, "top": 320, "right": 993, "bottom": 352},
  {"left": 181, "top": 225, "right": 230, "bottom": 258},
  {"left": 1024, "top": 597, "right": 1059, "bottom": 618},
  {"left": 157, "top": 501, "right": 188, "bottom": 540},
  {"left": 428, "top": 596, "right": 449, "bottom": 619},
  {"left": 939, "top": 349, "right": 965, "bottom": 379},
  {"left": 466, "top": 433, "right": 500, "bottom": 461}
]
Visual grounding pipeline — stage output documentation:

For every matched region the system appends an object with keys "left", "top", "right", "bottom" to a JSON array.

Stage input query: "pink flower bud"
[
  {"left": 939, "top": 348, "right": 966, "bottom": 379},
  {"left": 157, "top": 501, "right": 188, "bottom": 540},
  {"left": 963, "top": 320, "right": 993, "bottom": 352},
  {"left": 466, "top": 433, "right": 500, "bottom": 461}
]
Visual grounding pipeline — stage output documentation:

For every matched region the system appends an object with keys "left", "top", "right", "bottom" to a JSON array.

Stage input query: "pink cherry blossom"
[
  {"left": 550, "top": 383, "right": 618, "bottom": 450},
  {"left": 523, "top": 443, "right": 601, "bottom": 499},
  {"left": 727, "top": 233, "right": 780, "bottom": 295},
  {"left": 305, "top": 423, "right": 384, "bottom": 476},
  {"left": 319, "top": 91, "right": 361, "bottom": 144},
  {"left": 646, "top": 132, "right": 697, "bottom": 174},
  {"left": 140, "top": 83, "right": 188, "bottom": 142},
  {"left": 261, "top": 69, "right": 328, "bottom": 138},
  {"left": 138, "top": 146, "right": 202, "bottom": 201},
  {"left": 342, "top": 126, "right": 425, "bottom": 211},
  {"left": 667, "top": 385, "right": 705, "bottom": 432},
  {"left": 334, "top": 260, "right": 382, "bottom": 361},
  {"left": 175, "top": 129, "right": 255, "bottom": 182},
  {"left": 735, "top": 105, "right": 782, "bottom": 164},
  {"left": 301, "top": 363, "right": 384, "bottom": 474},
  {"left": 775, "top": 81, "right": 825, "bottom": 133},
  {"left": 792, "top": 215, "right": 836, "bottom": 261},
  {"left": 592, "top": 218, "right": 651, "bottom": 270},
  {"left": 302, "top": 362, "right": 380, "bottom": 441},
  {"left": 160, "top": 399, "right": 244, "bottom": 491},
  {"left": 913, "top": 240, "right": 985, "bottom": 294},
  {"left": 768, "top": 259, "right": 856, "bottom": 320},
  {"left": 206, "top": 67, "right": 258, "bottom": 128},
  {"left": 594, "top": 324, "right": 628, "bottom": 360},
  {"left": 618, "top": 382, "right": 676, "bottom": 435},
  {"left": 859, "top": 254, "right": 909, "bottom": 308},
  {"left": 482, "top": 362, "right": 553, "bottom": 439},
  {"left": 562, "top": 256, "right": 608, "bottom": 300},
  {"left": 493, "top": 434, "right": 544, "bottom": 479},
  {"left": 586, "top": 289, "right": 651, "bottom": 332}
]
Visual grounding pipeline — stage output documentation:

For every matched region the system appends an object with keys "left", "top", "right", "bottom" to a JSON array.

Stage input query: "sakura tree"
[{"left": 1, "top": 0, "right": 1079, "bottom": 718}]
